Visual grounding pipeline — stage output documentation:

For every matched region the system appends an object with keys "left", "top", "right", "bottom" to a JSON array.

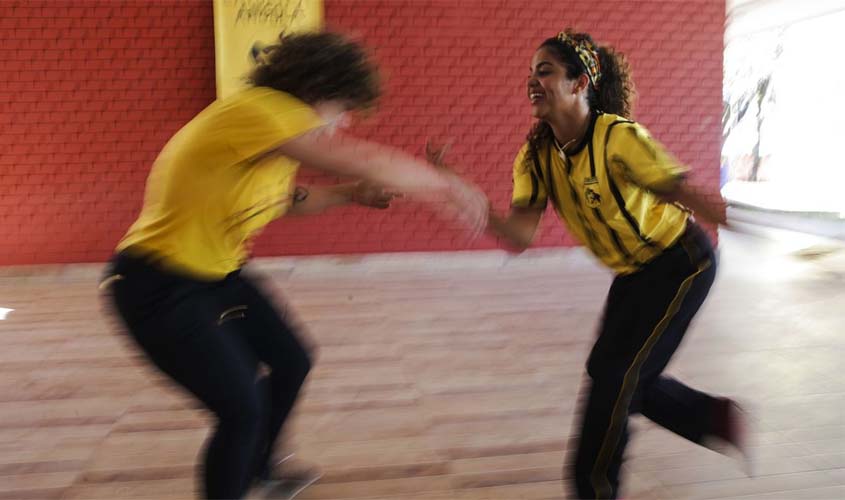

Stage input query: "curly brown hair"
[
  {"left": 249, "top": 32, "right": 381, "bottom": 110},
  {"left": 525, "top": 30, "right": 635, "bottom": 169}
]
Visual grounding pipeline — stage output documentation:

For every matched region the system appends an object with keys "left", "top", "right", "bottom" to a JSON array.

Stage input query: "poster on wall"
[{"left": 213, "top": 0, "right": 323, "bottom": 99}]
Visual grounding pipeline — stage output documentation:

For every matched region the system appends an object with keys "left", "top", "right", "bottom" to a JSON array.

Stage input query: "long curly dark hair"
[
  {"left": 249, "top": 32, "right": 381, "bottom": 110},
  {"left": 525, "top": 30, "right": 635, "bottom": 170}
]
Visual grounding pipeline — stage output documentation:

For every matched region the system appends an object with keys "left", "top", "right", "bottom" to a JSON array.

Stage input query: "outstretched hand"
[
  {"left": 351, "top": 181, "right": 401, "bottom": 209},
  {"left": 424, "top": 139, "right": 490, "bottom": 239}
]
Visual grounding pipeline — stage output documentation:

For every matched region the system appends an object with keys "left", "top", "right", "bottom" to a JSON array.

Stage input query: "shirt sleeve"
[
  {"left": 607, "top": 122, "right": 689, "bottom": 193},
  {"left": 511, "top": 143, "right": 548, "bottom": 209},
  {"left": 218, "top": 87, "right": 325, "bottom": 162}
]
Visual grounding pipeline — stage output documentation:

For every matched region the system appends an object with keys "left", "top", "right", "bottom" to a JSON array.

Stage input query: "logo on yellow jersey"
[{"left": 585, "top": 187, "right": 602, "bottom": 208}]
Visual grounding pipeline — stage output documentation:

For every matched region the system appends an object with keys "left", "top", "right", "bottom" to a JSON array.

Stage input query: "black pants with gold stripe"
[
  {"left": 570, "top": 223, "right": 719, "bottom": 499},
  {"left": 105, "top": 252, "right": 312, "bottom": 499}
]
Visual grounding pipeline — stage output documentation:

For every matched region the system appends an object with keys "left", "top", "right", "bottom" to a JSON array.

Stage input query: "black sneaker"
[{"left": 705, "top": 398, "right": 753, "bottom": 476}]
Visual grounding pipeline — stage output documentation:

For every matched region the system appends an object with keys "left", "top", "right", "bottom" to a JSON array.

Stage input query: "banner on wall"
[{"left": 212, "top": 0, "right": 323, "bottom": 99}]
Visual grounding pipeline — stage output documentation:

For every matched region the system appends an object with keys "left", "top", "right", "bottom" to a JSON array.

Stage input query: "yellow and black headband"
[{"left": 556, "top": 31, "right": 602, "bottom": 89}]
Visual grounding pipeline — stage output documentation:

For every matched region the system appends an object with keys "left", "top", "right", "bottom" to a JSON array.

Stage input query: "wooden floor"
[{"left": 0, "top": 226, "right": 843, "bottom": 499}]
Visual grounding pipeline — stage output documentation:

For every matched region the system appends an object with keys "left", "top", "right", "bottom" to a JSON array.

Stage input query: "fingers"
[
  {"left": 382, "top": 189, "right": 404, "bottom": 198},
  {"left": 423, "top": 143, "right": 487, "bottom": 239},
  {"left": 356, "top": 183, "right": 401, "bottom": 209},
  {"left": 371, "top": 192, "right": 394, "bottom": 209},
  {"left": 439, "top": 174, "right": 489, "bottom": 240},
  {"left": 424, "top": 138, "right": 452, "bottom": 169}
]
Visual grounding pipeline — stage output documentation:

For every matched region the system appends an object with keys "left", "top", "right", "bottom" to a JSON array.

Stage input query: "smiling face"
[{"left": 527, "top": 45, "right": 589, "bottom": 123}]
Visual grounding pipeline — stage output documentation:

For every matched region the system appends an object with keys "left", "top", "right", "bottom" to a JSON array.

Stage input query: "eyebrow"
[{"left": 531, "top": 61, "right": 552, "bottom": 71}]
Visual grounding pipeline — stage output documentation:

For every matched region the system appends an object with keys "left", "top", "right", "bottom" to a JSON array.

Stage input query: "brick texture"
[{"left": 0, "top": 0, "right": 724, "bottom": 265}]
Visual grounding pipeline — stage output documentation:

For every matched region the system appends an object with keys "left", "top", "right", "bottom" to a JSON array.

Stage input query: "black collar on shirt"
[{"left": 565, "top": 110, "right": 599, "bottom": 157}]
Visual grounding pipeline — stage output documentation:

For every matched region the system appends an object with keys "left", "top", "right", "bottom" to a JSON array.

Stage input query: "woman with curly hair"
[
  {"left": 102, "top": 32, "right": 487, "bottom": 499},
  {"left": 433, "top": 29, "right": 746, "bottom": 499}
]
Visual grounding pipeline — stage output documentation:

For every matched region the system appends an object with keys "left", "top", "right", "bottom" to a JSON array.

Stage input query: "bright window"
[{"left": 723, "top": 1, "right": 845, "bottom": 216}]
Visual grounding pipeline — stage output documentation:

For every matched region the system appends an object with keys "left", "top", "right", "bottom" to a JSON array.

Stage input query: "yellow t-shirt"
[
  {"left": 512, "top": 113, "right": 690, "bottom": 275},
  {"left": 117, "top": 87, "right": 324, "bottom": 280}
]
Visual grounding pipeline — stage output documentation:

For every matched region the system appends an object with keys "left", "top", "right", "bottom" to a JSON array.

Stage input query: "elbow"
[
  {"left": 716, "top": 196, "right": 729, "bottom": 225},
  {"left": 715, "top": 208, "right": 728, "bottom": 226},
  {"left": 653, "top": 176, "right": 686, "bottom": 202},
  {"left": 513, "top": 237, "right": 533, "bottom": 253},
  {"left": 501, "top": 235, "right": 533, "bottom": 254},
  {"left": 504, "top": 243, "right": 528, "bottom": 255}
]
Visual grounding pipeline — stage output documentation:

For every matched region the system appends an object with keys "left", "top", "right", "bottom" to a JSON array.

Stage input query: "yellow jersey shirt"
[
  {"left": 117, "top": 87, "right": 324, "bottom": 280},
  {"left": 512, "top": 113, "right": 690, "bottom": 275}
]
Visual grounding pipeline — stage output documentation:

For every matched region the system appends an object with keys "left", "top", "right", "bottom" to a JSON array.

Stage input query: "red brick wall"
[{"left": 0, "top": 0, "right": 724, "bottom": 265}]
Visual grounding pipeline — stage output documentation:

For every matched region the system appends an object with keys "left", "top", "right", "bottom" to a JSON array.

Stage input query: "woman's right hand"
[
  {"left": 424, "top": 139, "right": 489, "bottom": 238},
  {"left": 439, "top": 172, "right": 490, "bottom": 239}
]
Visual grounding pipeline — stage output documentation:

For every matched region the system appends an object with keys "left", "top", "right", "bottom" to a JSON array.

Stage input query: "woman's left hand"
[{"left": 351, "top": 181, "right": 400, "bottom": 209}]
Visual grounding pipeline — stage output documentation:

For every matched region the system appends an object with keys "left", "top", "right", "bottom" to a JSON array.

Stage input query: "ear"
[{"left": 573, "top": 73, "right": 591, "bottom": 95}]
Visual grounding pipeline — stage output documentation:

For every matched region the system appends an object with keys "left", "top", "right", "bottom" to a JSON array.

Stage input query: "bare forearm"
[
  {"left": 660, "top": 181, "right": 727, "bottom": 225},
  {"left": 487, "top": 208, "right": 543, "bottom": 252},
  {"left": 277, "top": 132, "right": 451, "bottom": 196}
]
